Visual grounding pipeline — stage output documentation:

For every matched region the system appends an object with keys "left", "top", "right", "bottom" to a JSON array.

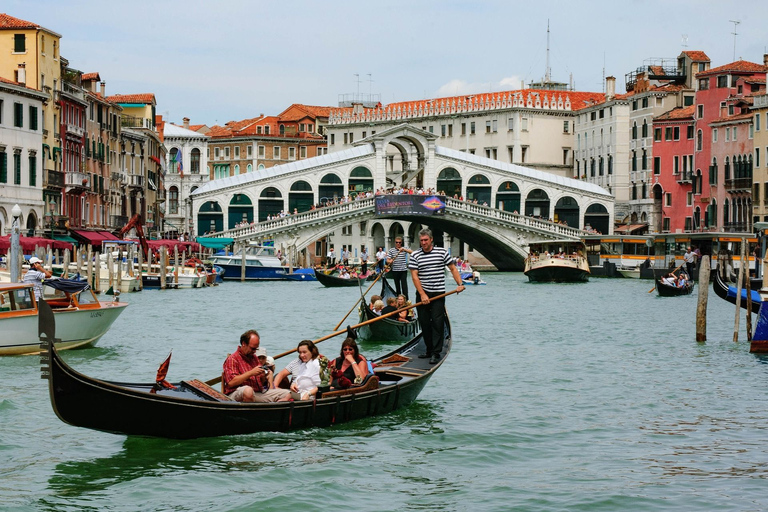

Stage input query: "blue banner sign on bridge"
[{"left": 374, "top": 195, "right": 446, "bottom": 216}]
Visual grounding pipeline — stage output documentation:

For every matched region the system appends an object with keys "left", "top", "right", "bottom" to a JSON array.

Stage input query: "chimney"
[
  {"left": 183, "top": 117, "right": 190, "bottom": 130},
  {"left": 100, "top": 81, "right": 105, "bottom": 97},
  {"left": 606, "top": 76, "right": 616, "bottom": 101},
  {"left": 764, "top": 53, "right": 768, "bottom": 67},
  {"left": 16, "top": 63, "right": 26, "bottom": 85}
]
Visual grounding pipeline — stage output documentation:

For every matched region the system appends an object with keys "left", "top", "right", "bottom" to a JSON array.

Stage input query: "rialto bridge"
[{"left": 191, "top": 125, "right": 614, "bottom": 271}]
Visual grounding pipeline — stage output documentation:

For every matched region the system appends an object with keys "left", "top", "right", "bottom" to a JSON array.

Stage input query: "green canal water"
[{"left": 1, "top": 274, "right": 767, "bottom": 511}]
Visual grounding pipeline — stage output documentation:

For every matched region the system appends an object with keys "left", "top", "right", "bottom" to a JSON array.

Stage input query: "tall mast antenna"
[
  {"left": 729, "top": 20, "right": 740, "bottom": 61},
  {"left": 545, "top": 19, "right": 551, "bottom": 83}
]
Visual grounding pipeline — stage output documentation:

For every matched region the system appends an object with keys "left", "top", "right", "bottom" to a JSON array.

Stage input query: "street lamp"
[
  {"left": 48, "top": 197, "right": 57, "bottom": 241},
  {"left": 10, "top": 204, "right": 22, "bottom": 282}
]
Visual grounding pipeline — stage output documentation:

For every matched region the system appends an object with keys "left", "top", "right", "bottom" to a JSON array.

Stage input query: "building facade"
[
  {"left": 753, "top": 93, "right": 768, "bottom": 224},
  {"left": 0, "top": 77, "right": 47, "bottom": 235}
]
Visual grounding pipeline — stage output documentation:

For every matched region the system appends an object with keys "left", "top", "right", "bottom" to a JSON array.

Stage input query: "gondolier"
[
  {"left": 409, "top": 228, "right": 464, "bottom": 364},
  {"left": 386, "top": 236, "right": 412, "bottom": 299}
]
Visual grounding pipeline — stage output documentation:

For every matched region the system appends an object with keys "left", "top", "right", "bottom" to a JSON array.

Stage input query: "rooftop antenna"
[
  {"left": 602, "top": 52, "right": 606, "bottom": 93},
  {"left": 681, "top": 34, "right": 688, "bottom": 48},
  {"left": 729, "top": 20, "right": 740, "bottom": 61},
  {"left": 354, "top": 73, "right": 361, "bottom": 101},
  {"left": 545, "top": 19, "right": 551, "bottom": 84},
  {"left": 367, "top": 73, "right": 373, "bottom": 97}
]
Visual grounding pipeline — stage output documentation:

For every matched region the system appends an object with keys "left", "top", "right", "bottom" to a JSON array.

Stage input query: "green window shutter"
[
  {"left": 29, "top": 106, "right": 38, "bottom": 130},
  {"left": 29, "top": 156, "right": 36, "bottom": 186},
  {"left": 14, "top": 34, "right": 25, "bottom": 52},
  {"left": 14, "top": 153, "right": 21, "bottom": 184},
  {"left": 0, "top": 152, "right": 7, "bottom": 183},
  {"left": 14, "top": 103, "right": 23, "bottom": 127}
]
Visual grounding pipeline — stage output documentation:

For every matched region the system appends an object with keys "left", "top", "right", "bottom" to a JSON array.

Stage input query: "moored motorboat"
[
  {"left": 284, "top": 268, "right": 317, "bottom": 281},
  {"left": 524, "top": 240, "right": 590, "bottom": 283},
  {"left": 40, "top": 299, "right": 451, "bottom": 438},
  {"left": 1, "top": 279, "right": 127, "bottom": 356},
  {"left": 209, "top": 243, "right": 289, "bottom": 280},
  {"left": 356, "top": 275, "right": 420, "bottom": 342}
]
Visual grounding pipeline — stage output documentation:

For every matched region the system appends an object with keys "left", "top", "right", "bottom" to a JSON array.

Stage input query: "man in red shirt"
[{"left": 223, "top": 330, "right": 289, "bottom": 402}]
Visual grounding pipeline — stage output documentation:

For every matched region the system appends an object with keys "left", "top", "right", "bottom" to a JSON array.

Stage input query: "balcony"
[
  {"left": 109, "top": 215, "right": 129, "bottom": 228},
  {"left": 127, "top": 174, "right": 145, "bottom": 188},
  {"left": 676, "top": 170, "right": 692, "bottom": 184},
  {"left": 45, "top": 169, "right": 64, "bottom": 189},
  {"left": 110, "top": 171, "right": 126, "bottom": 183},
  {"left": 65, "top": 122, "right": 84, "bottom": 138},
  {"left": 64, "top": 171, "right": 90, "bottom": 191},
  {"left": 725, "top": 177, "right": 752, "bottom": 192}
]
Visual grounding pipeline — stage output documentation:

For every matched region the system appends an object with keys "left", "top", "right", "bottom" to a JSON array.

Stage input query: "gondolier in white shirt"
[
  {"left": 409, "top": 228, "right": 464, "bottom": 365},
  {"left": 23, "top": 257, "right": 52, "bottom": 301},
  {"left": 386, "top": 236, "right": 412, "bottom": 300}
]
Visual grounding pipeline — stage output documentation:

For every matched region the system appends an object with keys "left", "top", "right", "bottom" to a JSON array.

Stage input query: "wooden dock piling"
[{"left": 696, "top": 255, "right": 710, "bottom": 342}]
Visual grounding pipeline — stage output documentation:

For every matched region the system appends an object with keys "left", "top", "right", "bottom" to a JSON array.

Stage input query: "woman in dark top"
[{"left": 330, "top": 337, "right": 369, "bottom": 389}]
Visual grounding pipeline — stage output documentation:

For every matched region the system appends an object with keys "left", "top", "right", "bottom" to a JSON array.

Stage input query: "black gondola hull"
[
  {"left": 42, "top": 300, "right": 450, "bottom": 439},
  {"left": 315, "top": 271, "right": 369, "bottom": 288},
  {"left": 712, "top": 270, "right": 762, "bottom": 311},
  {"left": 655, "top": 279, "right": 695, "bottom": 296}
]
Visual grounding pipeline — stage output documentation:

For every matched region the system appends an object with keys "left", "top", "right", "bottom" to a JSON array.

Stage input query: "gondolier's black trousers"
[
  {"left": 390, "top": 270, "right": 409, "bottom": 300},
  {"left": 416, "top": 291, "right": 446, "bottom": 356}
]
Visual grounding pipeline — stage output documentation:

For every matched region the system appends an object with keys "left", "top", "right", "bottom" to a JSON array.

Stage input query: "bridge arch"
[
  {"left": 198, "top": 200, "right": 223, "bottom": 235},
  {"left": 525, "top": 188, "right": 550, "bottom": 219},
  {"left": 319, "top": 173, "right": 344, "bottom": 204},
  {"left": 289, "top": 180, "right": 314, "bottom": 213},
  {"left": 466, "top": 174, "right": 492, "bottom": 205},
  {"left": 228, "top": 194, "right": 253, "bottom": 228},
  {"left": 554, "top": 195, "right": 579, "bottom": 228},
  {"left": 349, "top": 166, "right": 374, "bottom": 195},
  {"left": 259, "top": 187, "right": 284, "bottom": 221},
  {"left": 437, "top": 167, "right": 462, "bottom": 197},
  {"left": 585, "top": 203, "right": 609, "bottom": 234},
  {"left": 496, "top": 181, "right": 521, "bottom": 212}
]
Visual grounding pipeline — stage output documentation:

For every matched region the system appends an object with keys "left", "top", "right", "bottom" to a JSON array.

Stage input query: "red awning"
[
  {"left": 71, "top": 229, "right": 119, "bottom": 246},
  {"left": 146, "top": 239, "right": 200, "bottom": 253},
  {"left": 0, "top": 235, "right": 73, "bottom": 252},
  {"left": 614, "top": 224, "right": 648, "bottom": 234}
]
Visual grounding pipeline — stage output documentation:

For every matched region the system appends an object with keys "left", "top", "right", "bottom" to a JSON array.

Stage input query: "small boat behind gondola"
[
  {"left": 655, "top": 278, "right": 695, "bottom": 296},
  {"left": 524, "top": 240, "right": 590, "bottom": 283},
  {"left": 315, "top": 269, "right": 371, "bottom": 288},
  {"left": 356, "top": 275, "right": 420, "bottom": 342},
  {"left": 40, "top": 299, "right": 451, "bottom": 438}
]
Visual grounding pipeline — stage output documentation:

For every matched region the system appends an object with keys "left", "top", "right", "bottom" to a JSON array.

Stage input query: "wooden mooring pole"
[
  {"left": 696, "top": 255, "right": 710, "bottom": 342},
  {"left": 733, "top": 243, "right": 746, "bottom": 342}
]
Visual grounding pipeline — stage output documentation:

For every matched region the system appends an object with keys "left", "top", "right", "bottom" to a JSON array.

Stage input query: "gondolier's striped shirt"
[
  {"left": 408, "top": 246, "right": 452, "bottom": 293},
  {"left": 387, "top": 247, "right": 409, "bottom": 271}
]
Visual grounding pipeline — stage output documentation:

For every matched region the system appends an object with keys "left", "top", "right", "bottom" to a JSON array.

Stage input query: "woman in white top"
[{"left": 273, "top": 340, "right": 321, "bottom": 400}]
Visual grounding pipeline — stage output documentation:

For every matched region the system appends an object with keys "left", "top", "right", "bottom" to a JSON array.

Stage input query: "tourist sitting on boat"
[
  {"left": 273, "top": 340, "right": 322, "bottom": 400},
  {"left": 372, "top": 300, "right": 384, "bottom": 315},
  {"left": 677, "top": 273, "right": 689, "bottom": 288},
  {"left": 23, "top": 257, "right": 52, "bottom": 301},
  {"left": 396, "top": 294, "right": 413, "bottom": 321},
  {"left": 369, "top": 295, "right": 382, "bottom": 311},
  {"left": 329, "top": 337, "right": 369, "bottom": 389},
  {"left": 381, "top": 297, "right": 398, "bottom": 315},
  {"left": 339, "top": 268, "right": 351, "bottom": 279},
  {"left": 662, "top": 274, "right": 677, "bottom": 287},
  {"left": 223, "top": 330, "right": 290, "bottom": 403},
  {"left": 256, "top": 348, "right": 275, "bottom": 391}
]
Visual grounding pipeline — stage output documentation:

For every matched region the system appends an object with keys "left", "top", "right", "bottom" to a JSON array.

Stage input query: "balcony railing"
[
  {"left": 128, "top": 174, "right": 145, "bottom": 188},
  {"left": 45, "top": 169, "right": 64, "bottom": 188},
  {"left": 676, "top": 170, "right": 692, "bottom": 184},
  {"left": 109, "top": 215, "right": 129, "bottom": 228},
  {"left": 65, "top": 122, "right": 84, "bottom": 137},
  {"left": 725, "top": 177, "right": 752, "bottom": 192},
  {"left": 64, "top": 171, "right": 90, "bottom": 189}
]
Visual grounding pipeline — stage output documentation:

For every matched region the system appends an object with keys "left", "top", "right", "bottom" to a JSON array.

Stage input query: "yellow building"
[{"left": 0, "top": 13, "right": 63, "bottom": 210}]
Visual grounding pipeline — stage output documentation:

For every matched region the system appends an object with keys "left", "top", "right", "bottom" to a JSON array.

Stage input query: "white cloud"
[{"left": 434, "top": 76, "right": 525, "bottom": 98}]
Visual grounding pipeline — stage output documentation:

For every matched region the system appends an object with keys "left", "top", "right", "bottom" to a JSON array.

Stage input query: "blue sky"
[{"left": 7, "top": 0, "right": 768, "bottom": 126}]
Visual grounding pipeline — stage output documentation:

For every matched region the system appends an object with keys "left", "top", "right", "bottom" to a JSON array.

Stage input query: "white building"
[
  {"left": 0, "top": 77, "right": 47, "bottom": 235},
  {"left": 326, "top": 89, "right": 605, "bottom": 182},
  {"left": 162, "top": 118, "right": 209, "bottom": 237}
]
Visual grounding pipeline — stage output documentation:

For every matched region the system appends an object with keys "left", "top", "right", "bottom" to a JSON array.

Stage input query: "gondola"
[
  {"left": 655, "top": 278, "right": 695, "bottom": 296},
  {"left": 356, "top": 275, "right": 420, "bottom": 342},
  {"left": 712, "top": 269, "right": 762, "bottom": 311},
  {"left": 40, "top": 299, "right": 451, "bottom": 439},
  {"left": 315, "top": 269, "right": 374, "bottom": 288}
]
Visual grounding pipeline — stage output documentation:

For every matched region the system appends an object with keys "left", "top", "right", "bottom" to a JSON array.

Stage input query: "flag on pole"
[{"left": 172, "top": 149, "right": 183, "bottom": 177}]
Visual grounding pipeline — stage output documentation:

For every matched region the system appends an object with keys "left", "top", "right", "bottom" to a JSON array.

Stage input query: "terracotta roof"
[
  {"left": 277, "top": 104, "right": 334, "bottom": 121},
  {"left": 0, "top": 75, "right": 42, "bottom": 93},
  {"left": 699, "top": 60, "right": 768, "bottom": 77},
  {"left": 682, "top": 50, "right": 710, "bottom": 62},
  {"left": 744, "top": 77, "right": 766, "bottom": 85},
  {"left": 82, "top": 72, "right": 101, "bottom": 82},
  {"left": 654, "top": 105, "right": 695, "bottom": 121},
  {"left": 188, "top": 124, "right": 207, "bottom": 132},
  {"left": 710, "top": 112, "right": 753, "bottom": 124},
  {"left": 0, "top": 13, "right": 40, "bottom": 29},
  {"left": 106, "top": 93, "right": 156, "bottom": 105}
]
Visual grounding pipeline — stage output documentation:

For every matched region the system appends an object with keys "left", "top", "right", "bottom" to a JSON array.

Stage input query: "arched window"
[{"left": 191, "top": 148, "right": 200, "bottom": 174}]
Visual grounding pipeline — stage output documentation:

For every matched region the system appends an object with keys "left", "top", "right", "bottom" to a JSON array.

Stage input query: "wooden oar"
[
  {"left": 333, "top": 271, "right": 385, "bottom": 330},
  {"left": 204, "top": 288, "right": 461, "bottom": 386},
  {"left": 648, "top": 262, "right": 686, "bottom": 293}
]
